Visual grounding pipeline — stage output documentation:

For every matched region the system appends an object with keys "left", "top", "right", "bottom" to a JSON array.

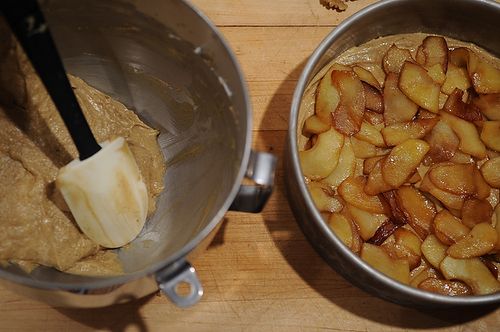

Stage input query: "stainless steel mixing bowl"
[
  {"left": 0, "top": 0, "right": 275, "bottom": 308},
  {"left": 286, "top": 0, "right": 500, "bottom": 308}
]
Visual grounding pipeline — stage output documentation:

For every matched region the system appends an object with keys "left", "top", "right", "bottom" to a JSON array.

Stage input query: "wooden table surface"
[{"left": 1, "top": 1, "right": 499, "bottom": 331}]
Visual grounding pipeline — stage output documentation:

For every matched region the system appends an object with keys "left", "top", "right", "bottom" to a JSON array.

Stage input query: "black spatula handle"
[{"left": 1, "top": 0, "right": 101, "bottom": 160}]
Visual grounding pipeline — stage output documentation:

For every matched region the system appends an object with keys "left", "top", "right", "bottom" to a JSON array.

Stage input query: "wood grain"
[{"left": 1, "top": 0, "right": 499, "bottom": 331}]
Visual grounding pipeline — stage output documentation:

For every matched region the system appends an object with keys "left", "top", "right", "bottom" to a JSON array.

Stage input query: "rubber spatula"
[{"left": 1, "top": 0, "right": 149, "bottom": 248}]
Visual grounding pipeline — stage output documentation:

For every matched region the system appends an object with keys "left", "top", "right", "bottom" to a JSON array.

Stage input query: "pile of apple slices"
[{"left": 300, "top": 35, "right": 500, "bottom": 296}]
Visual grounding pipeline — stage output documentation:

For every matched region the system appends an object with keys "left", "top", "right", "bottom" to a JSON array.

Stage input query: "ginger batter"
[{"left": 0, "top": 22, "right": 166, "bottom": 276}]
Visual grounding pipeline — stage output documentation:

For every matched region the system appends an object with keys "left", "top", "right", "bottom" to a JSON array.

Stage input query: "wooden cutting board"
[{"left": 1, "top": 1, "right": 499, "bottom": 330}]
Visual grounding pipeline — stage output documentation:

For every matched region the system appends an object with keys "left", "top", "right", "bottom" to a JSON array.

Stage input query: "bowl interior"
[{"left": 0, "top": 0, "right": 249, "bottom": 288}]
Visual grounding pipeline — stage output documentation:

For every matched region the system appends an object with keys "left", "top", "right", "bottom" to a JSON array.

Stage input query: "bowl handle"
[
  {"left": 229, "top": 150, "right": 277, "bottom": 212},
  {"left": 155, "top": 261, "right": 203, "bottom": 307}
]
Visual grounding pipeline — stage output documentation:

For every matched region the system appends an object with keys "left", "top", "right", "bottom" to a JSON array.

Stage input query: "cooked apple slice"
[
  {"left": 442, "top": 89, "right": 483, "bottom": 122},
  {"left": 350, "top": 136, "right": 388, "bottom": 159},
  {"left": 331, "top": 70, "right": 366, "bottom": 136},
  {"left": 354, "top": 121, "right": 385, "bottom": 147},
  {"left": 361, "top": 243, "right": 410, "bottom": 284},
  {"left": 346, "top": 203, "right": 388, "bottom": 241},
  {"left": 418, "top": 278, "right": 471, "bottom": 296},
  {"left": 365, "top": 157, "right": 393, "bottom": 195},
  {"left": 433, "top": 210, "right": 470, "bottom": 246},
  {"left": 440, "top": 112, "right": 487, "bottom": 159},
  {"left": 307, "top": 182, "right": 343, "bottom": 213},
  {"left": 415, "top": 36, "right": 448, "bottom": 83},
  {"left": 322, "top": 139, "right": 355, "bottom": 189},
  {"left": 422, "top": 234, "right": 449, "bottom": 269},
  {"left": 383, "top": 72, "right": 419, "bottom": 125},
  {"left": 461, "top": 198, "right": 493, "bottom": 228},
  {"left": 396, "top": 186, "right": 436, "bottom": 240},
  {"left": 302, "top": 115, "right": 331, "bottom": 136},
  {"left": 353, "top": 65, "right": 382, "bottom": 90},
  {"left": 440, "top": 256, "right": 500, "bottom": 295},
  {"left": 362, "top": 82, "right": 384, "bottom": 113},
  {"left": 473, "top": 166, "right": 492, "bottom": 200},
  {"left": 450, "top": 47, "right": 500, "bottom": 94},
  {"left": 382, "top": 228, "right": 422, "bottom": 269},
  {"left": 424, "top": 120, "right": 460, "bottom": 164},
  {"left": 383, "top": 44, "right": 414, "bottom": 74},
  {"left": 480, "top": 121, "right": 500, "bottom": 152},
  {"left": 410, "top": 265, "right": 442, "bottom": 288},
  {"left": 420, "top": 173, "right": 465, "bottom": 210},
  {"left": 447, "top": 223, "right": 498, "bottom": 259},
  {"left": 338, "top": 176, "right": 387, "bottom": 214},
  {"left": 428, "top": 162, "right": 476, "bottom": 196},
  {"left": 466, "top": 50, "right": 500, "bottom": 94},
  {"left": 299, "top": 127, "right": 344, "bottom": 180},
  {"left": 472, "top": 93, "right": 500, "bottom": 120},
  {"left": 481, "top": 156, "right": 500, "bottom": 188},
  {"left": 315, "top": 67, "right": 339, "bottom": 123},
  {"left": 328, "top": 212, "right": 361, "bottom": 253},
  {"left": 442, "top": 63, "right": 471, "bottom": 95},
  {"left": 363, "top": 109, "right": 385, "bottom": 125},
  {"left": 382, "top": 139, "right": 430, "bottom": 188},
  {"left": 399, "top": 61, "right": 441, "bottom": 113},
  {"left": 363, "top": 156, "right": 384, "bottom": 175},
  {"left": 381, "top": 117, "right": 438, "bottom": 146}
]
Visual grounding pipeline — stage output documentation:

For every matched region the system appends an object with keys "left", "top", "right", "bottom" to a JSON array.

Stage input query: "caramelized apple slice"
[
  {"left": 433, "top": 210, "right": 470, "bottom": 245},
  {"left": 362, "top": 82, "right": 384, "bottom": 113},
  {"left": 415, "top": 36, "right": 448, "bottom": 84},
  {"left": 440, "top": 256, "right": 500, "bottom": 295},
  {"left": 472, "top": 93, "right": 500, "bottom": 121},
  {"left": 428, "top": 162, "right": 476, "bottom": 196},
  {"left": 466, "top": 50, "right": 500, "bottom": 94},
  {"left": 346, "top": 204, "right": 388, "bottom": 241},
  {"left": 442, "top": 63, "right": 471, "bottom": 95},
  {"left": 328, "top": 213, "right": 361, "bottom": 253},
  {"left": 481, "top": 156, "right": 500, "bottom": 188},
  {"left": 299, "top": 127, "right": 344, "bottom": 180},
  {"left": 450, "top": 47, "right": 500, "bottom": 94},
  {"left": 418, "top": 278, "right": 471, "bottom": 296},
  {"left": 338, "top": 176, "right": 387, "bottom": 214},
  {"left": 365, "top": 157, "right": 392, "bottom": 195},
  {"left": 480, "top": 121, "right": 500, "bottom": 152},
  {"left": 315, "top": 67, "right": 339, "bottom": 123},
  {"left": 399, "top": 61, "right": 441, "bottom": 113},
  {"left": 353, "top": 65, "right": 382, "bottom": 90},
  {"left": 382, "top": 228, "right": 422, "bottom": 269},
  {"left": 381, "top": 139, "right": 430, "bottom": 188},
  {"left": 307, "top": 182, "right": 343, "bottom": 213},
  {"left": 331, "top": 70, "right": 366, "bottom": 136},
  {"left": 322, "top": 139, "right": 356, "bottom": 189},
  {"left": 361, "top": 243, "right": 410, "bottom": 284},
  {"left": 422, "top": 234, "right": 449, "bottom": 269},
  {"left": 440, "top": 112, "right": 487, "bottom": 159},
  {"left": 461, "top": 198, "right": 493, "bottom": 228},
  {"left": 354, "top": 121, "right": 385, "bottom": 147},
  {"left": 302, "top": 115, "right": 331, "bottom": 136},
  {"left": 410, "top": 265, "right": 442, "bottom": 288},
  {"left": 442, "top": 89, "right": 483, "bottom": 122},
  {"left": 381, "top": 117, "right": 438, "bottom": 146},
  {"left": 383, "top": 44, "right": 414, "bottom": 74},
  {"left": 396, "top": 186, "right": 436, "bottom": 240},
  {"left": 383, "top": 72, "right": 419, "bottom": 125},
  {"left": 447, "top": 223, "right": 498, "bottom": 259},
  {"left": 363, "top": 156, "right": 384, "bottom": 175},
  {"left": 363, "top": 110, "right": 385, "bottom": 125},
  {"left": 420, "top": 174, "right": 465, "bottom": 210},
  {"left": 350, "top": 136, "right": 388, "bottom": 159},
  {"left": 424, "top": 120, "right": 460, "bottom": 164}
]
